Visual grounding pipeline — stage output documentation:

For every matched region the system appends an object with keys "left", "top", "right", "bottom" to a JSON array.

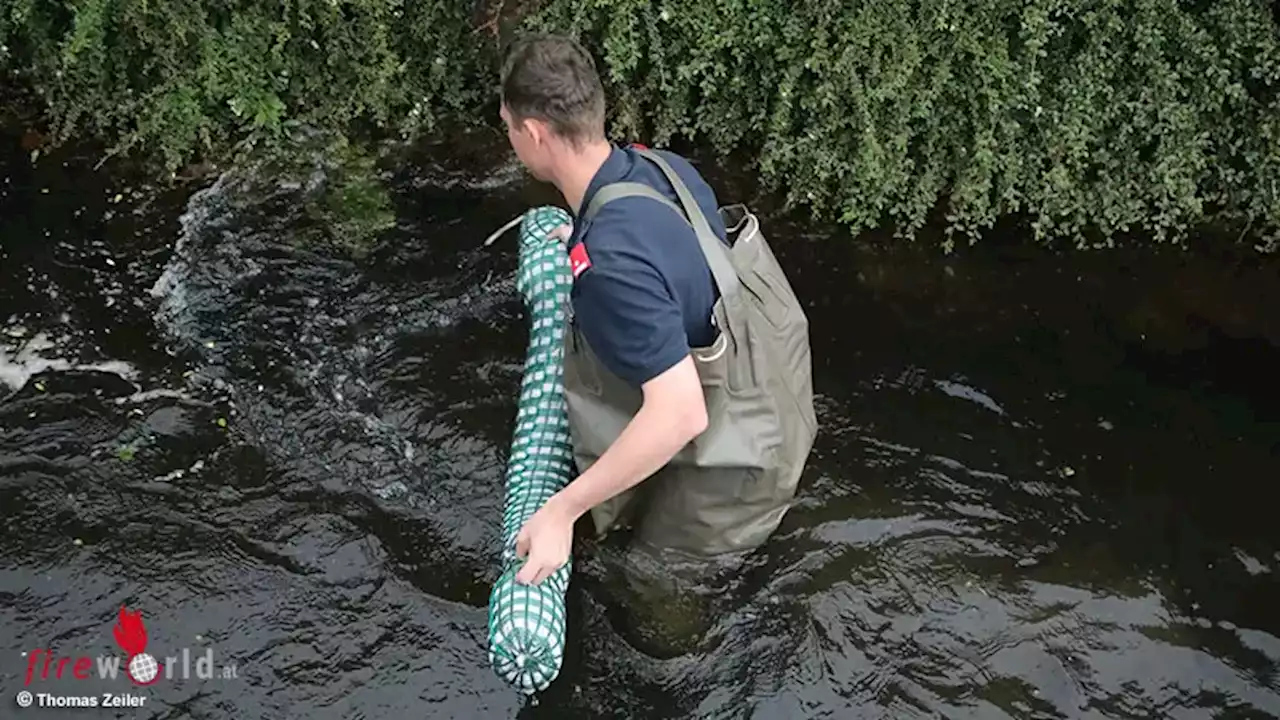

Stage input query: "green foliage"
[
  {"left": 2, "top": 0, "right": 1278, "bottom": 250},
  {"left": 528, "top": 0, "right": 1280, "bottom": 250},
  {"left": 1, "top": 0, "right": 489, "bottom": 170}
]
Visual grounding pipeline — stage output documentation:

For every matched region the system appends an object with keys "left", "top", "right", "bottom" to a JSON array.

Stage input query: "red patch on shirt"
[
  {"left": 630, "top": 142, "right": 648, "bottom": 150},
  {"left": 568, "top": 242, "right": 591, "bottom": 278}
]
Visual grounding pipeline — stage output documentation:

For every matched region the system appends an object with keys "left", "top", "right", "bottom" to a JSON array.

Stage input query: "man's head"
[{"left": 499, "top": 33, "right": 607, "bottom": 182}]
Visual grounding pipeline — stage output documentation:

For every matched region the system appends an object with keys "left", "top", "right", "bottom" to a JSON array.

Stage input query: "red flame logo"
[
  {"left": 112, "top": 606, "right": 159, "bottom": 685},
  {"left": 112, "top": 606, "right": 147, "bottom": 655}
]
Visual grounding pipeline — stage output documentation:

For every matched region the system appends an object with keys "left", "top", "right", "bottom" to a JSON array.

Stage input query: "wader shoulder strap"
[
  {"left": 583, "top": 182, "right": 683, "bottom": 222},
  {"left": 580, "top": 159, "right": 742, "bottom": 302}
]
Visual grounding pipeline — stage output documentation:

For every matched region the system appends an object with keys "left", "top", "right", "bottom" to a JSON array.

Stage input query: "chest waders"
[
  {"left": 565, "top": 148, "right": 818, "bottom": 557},
  {"left": 481, "top": 148, "right": 818, "bottom": 693},
  {"left": 484, "top": 206, "right": 576, "bottom": 695}
]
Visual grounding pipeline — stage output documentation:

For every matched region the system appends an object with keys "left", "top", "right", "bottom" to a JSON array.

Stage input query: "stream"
[{"left": 2, "top": 123, "right": 1279, "bottom": 719}]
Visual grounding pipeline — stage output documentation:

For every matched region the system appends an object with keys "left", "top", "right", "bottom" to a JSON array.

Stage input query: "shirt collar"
[{"left": 575, "top": 143, "right": 630, "bottom": 218}]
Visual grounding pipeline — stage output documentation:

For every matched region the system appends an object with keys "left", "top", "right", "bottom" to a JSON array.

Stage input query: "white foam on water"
[
  {"left": 148, "top": 171, "right": 234, "bottom": 322},
  {"left": 933, "top": 378, "right": 1007, "bottom": 416},
  {"left": 0, "top": 330, "right": 138, "bottom": 391},
  {"left": 112, "top": 388, "right": 202, "bottom": 406},
  {"left": 412, "top": 155, "right": 527, "bottom": 191}
]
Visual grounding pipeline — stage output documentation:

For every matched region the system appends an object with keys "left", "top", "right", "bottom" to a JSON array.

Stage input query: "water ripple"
[{"left": 2, "top": 129, "right": 1279, "bottom": 718}]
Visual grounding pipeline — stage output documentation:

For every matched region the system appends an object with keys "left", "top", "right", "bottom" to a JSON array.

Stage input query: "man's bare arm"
[{"left": 552, "top": 355, "right": 708, "bottom": 521}]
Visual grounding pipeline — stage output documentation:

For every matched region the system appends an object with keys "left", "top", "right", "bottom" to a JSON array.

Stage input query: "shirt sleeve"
[{"left": 571, "top": 222, "right": 690, "bottom": 388}]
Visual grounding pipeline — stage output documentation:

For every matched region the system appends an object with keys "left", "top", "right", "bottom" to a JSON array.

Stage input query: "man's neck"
[{"left": 551, "top": 140, "right": 614, "bottom": 215}]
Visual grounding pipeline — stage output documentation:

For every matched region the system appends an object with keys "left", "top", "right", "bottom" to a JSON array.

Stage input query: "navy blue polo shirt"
[{"left": 568, "top": 144, "right": 729, "bottom": 388}]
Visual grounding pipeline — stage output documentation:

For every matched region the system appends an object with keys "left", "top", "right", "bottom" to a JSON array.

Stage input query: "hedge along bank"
[{"left": 2, "top": 0, "right": 1278, "bottom": 251}]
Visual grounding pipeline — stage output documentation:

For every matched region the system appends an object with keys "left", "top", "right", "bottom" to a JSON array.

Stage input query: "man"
[{"left": 498, "top": 32, "right": 817, "bottom": 586}]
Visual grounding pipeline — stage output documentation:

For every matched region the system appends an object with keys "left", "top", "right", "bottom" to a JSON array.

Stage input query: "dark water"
[{"left": 2, "top": 123, "right": 1279, "bottom": 720}]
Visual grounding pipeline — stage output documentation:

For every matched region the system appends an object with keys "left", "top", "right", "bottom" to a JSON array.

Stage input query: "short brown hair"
[{"left": 500, "top": 33, "right": 606, "bottom": 146}]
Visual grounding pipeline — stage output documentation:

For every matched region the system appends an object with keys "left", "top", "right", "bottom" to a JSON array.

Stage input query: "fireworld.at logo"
[{"left": 24, "top": 606, "right": 239, "bottom": 686}]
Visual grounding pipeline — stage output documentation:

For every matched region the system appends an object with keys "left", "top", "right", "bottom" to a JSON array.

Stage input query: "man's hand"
[
  {"left": 513, "top": 493, "right": 579, "bottom": 585},
  {"left": 549, "top": 223, "right": 572, "bottom": 242}
]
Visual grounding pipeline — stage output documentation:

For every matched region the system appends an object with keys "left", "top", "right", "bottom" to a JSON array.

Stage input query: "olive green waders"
[{"left": 563, "top": 149, "right": 818, "bottom": 557}]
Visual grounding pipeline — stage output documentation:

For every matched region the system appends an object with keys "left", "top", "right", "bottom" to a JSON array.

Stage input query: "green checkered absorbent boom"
[{"left": 486, "top": 205, "right": 575, "bottom": 695}]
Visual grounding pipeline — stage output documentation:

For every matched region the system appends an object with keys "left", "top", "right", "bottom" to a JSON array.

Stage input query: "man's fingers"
[
  {"left": 515, "top": 556, "right": 540, "bottom": 585},
  {"left": 533, "top": 566, "right": 553, "bottom": 586},
  {"left": 548, "top": 223, "right": 572, "bottom": 241},
  {"left": 526, "top": 556, "right": 562, "bottom": 586},
  {"left": 514, "top": 528, "right": 530, "bottom": 559}
]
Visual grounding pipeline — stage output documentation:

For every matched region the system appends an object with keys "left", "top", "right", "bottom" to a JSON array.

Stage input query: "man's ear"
[{"left": 524, "top": 117, "right": 550, "bottom": 147}]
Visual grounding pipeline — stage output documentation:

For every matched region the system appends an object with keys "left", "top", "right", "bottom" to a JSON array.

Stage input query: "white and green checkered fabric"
[{"left": 487, "top": 205, "right": 576, "bottom": 695}]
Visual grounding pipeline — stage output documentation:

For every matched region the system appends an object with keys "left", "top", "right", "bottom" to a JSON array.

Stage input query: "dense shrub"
[
  {"left": 2, "top": 0, "right": 1278, "bottom": 250},
  {"left": 0, "top": 0, "right": 489, "bottom": 168}
]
